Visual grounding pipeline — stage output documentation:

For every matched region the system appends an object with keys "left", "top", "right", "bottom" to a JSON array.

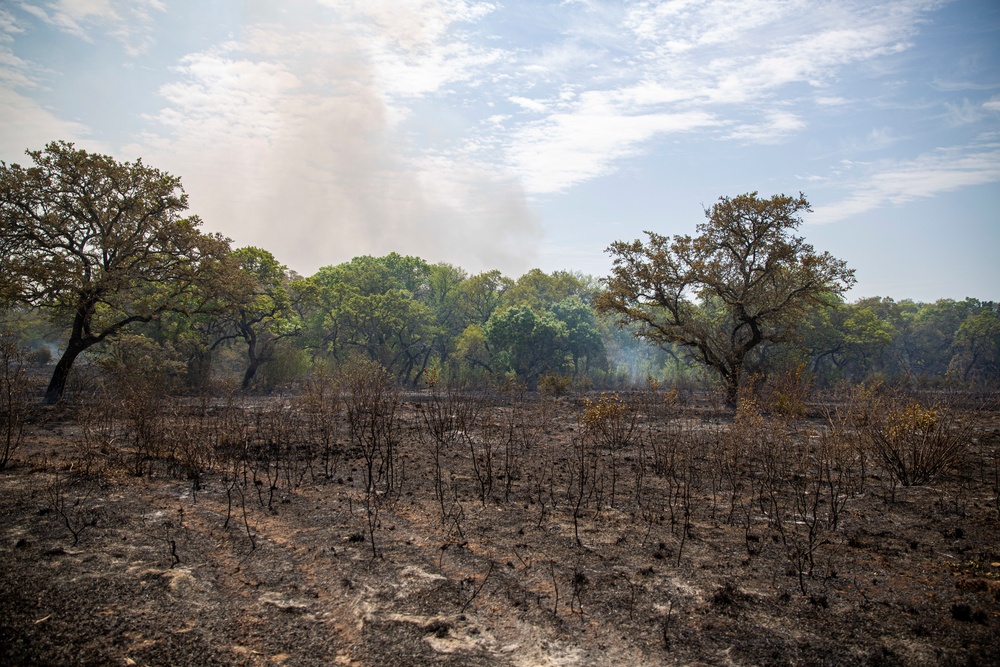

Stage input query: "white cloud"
[
  {"left": 811, "top": 142, "right": 1000, "bottom": 224},
  {"left": 509, "top": 96, "right": 548, "bottom": 113},
  {"left": 506, "top": 90, "right": 719, "bottom": 193},
  {"left": 18, "top": 0, "right": 164, "bottom": 55},
  {"left": 945, "top": 98, "right": 983, "bottom": 126},
  {"left": 490, "top": 0, "right": 951, "bottom": 193},
  {"left": 0, "top": 7, "right": 97, "bottom": 158},
  {"left": 312, "top": 0, "right": 505, "bottom": 100},
  {"left": 726, "top": 109, "right": 805, "bottom": 144},
  {"left": 815, "top": 96, "right": 849, "bottom": 106},
  {"left": 0, "top": 87, "right": 96, "bottom": 158},
  {"left": 0, "top": 8, "right": 24, "bottom": 39}
]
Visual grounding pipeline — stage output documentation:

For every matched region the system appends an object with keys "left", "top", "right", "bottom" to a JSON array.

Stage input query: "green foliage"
[
  {"left": 600, "top": 192, "right": 855, "bottom": 405},
  {"left": 484, "top": 305, "right": 568, "bottom": 387},
  {"left": 4, "top": 143, "right": 990, "bottom": 397},
  {"left": 304, "top": 254, "right": 437, "bottom": 385},
  {"left": 227, "top": 247, "right": 301, "bottom": 390},
  {"left": 950, "top": 309, "right": 1000, "bottom": 381},
  {"left": 0, "top": 141, "right": 236, "bottom": 403},
  {"left": 804, "top": 296, "right": 999, "bottom": 387},
  {"left": 457, "top": 270, "right": 512, "bottom": 325},
  {"left": 455, "top": 323, "right": 493, "bottom": 378},
  {"left": 503, "top": 269, "right": 594, "bottom": 311},
  {"left": 551, "top": 296, "right": 605, "bottom": 376}
]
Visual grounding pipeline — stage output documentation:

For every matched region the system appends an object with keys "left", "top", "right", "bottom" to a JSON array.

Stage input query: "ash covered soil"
[{"left": 1, "top": 392, "right": 999, "bottom": 666}]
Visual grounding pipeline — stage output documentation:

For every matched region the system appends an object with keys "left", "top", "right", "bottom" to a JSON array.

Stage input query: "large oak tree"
[
  {"left": 598, "top": 192, "right": 855, "bottom": 406},
  {"left": 0, "top": 141, "right": 235, "bottom": 403}
]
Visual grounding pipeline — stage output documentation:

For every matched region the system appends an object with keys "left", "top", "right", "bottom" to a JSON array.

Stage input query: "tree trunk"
[
  {"left": 241, "top": 358, "right": 260, "bottom": 391},
  {"left": 720, "top": 362, "right": 741, "bottom": 410},
  {"left": 44, "top": 339, "right": 88, "bottom": 405},
  {"left": 187, "top": 347, "right": 214, "bottom": 391},
  {"left": 724, "top": 381, "right": 739, "bottom": 410},
  {"left": 240, "top": 322, "right": 260, "bottom": 391}
]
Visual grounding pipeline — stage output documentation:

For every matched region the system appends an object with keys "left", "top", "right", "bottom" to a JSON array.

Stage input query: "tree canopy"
[
  {"left": 598, "top": 192, "right": 856, "bottom": 404},
  {"left": 2, "top": 143, "right": 993, "bottom": 399},
  {"left": 0, "top": 141, "right": 235, "bottom": 403}
]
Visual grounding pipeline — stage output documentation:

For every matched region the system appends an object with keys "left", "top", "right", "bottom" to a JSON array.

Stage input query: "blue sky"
[{"left": 1, "top": 0, "right": 998, "bottom": 302}]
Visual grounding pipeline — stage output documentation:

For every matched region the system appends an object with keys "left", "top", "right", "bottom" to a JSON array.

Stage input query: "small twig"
[
  {"left": 662, "top": 600, "right": 674, "bottom": 651},
  {"left": 460, "top": 560, "right": 495, "bottom": 613},
  {"left": 549, "top": 560, "right": 559, "bottom": 617}
]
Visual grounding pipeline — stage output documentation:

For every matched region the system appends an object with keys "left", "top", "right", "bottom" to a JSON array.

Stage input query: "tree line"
[{"left": 2, "top": 142, "right": 997, "bottom": 404}]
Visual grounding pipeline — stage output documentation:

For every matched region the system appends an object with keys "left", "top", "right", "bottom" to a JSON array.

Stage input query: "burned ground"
[{"left": 1, "top": 388, "right": 999, "bottom": 666}]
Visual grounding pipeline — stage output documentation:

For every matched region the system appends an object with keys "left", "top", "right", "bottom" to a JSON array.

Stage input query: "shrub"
[
  {"left": 851, "top": 385, "right": 978, "bottom": 486},
  {"left": 27, "top": 347, "right": 52, "bottom": 367},
  {"left": 582, "top": 392, "right": 637, "bottom": 449},
  {"left": 538, "top": 372, "right": 571, "bottom": 396},
  {"left": 0, "top": 332, "right": 32, "bottom": 469}
]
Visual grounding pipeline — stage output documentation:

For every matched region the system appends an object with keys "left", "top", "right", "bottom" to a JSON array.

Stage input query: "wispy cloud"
[
  {"left": 493, "top": 0, "right": 950, "bottom": 193},
  {"left": 18, "top": 0, "right": 164, "bottom": 56},
  {"left": 726, "top": 110, "right": 806, "bottom": 144},
  {"left": 0, "top": 7, "right": 96, "bottom": 156},
  {"left": 0, "top": 86, "right": 94, "bottom": 157},
  {"left": 811, "top": 141, "right": 1000, "bottom": 224},
  {"left": 4, "top": 0, "right": 993, "bottom": 288},
  {"left": 945, "top": 98, "right": 985, "bottom": 126},
  {"left": 506, "top": 93, "right": 719, "bottom": 193}
]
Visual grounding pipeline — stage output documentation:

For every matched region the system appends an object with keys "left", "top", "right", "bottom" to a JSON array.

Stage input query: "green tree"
[
  {"left": 598, "top": 192, "right": 855, "bottom": 406},
  {"left": 550, "top": 296, "right": 605, "bottom": 377},
  {"left": 457, "top": 269, "right": 512, "bottom": 325},
  {"left": 424, "top": 262, "right": 469, "bottom": 374},
  {"left": 0, "top": 141, "right": 234, "bottom": 403},
  {"left": 950, "top": 308, "right": 1000, "bottom": 381},
  {"left": 503, "top": 269, "right": 592, "bottom": 311},
  {"left": 483, "top": 305, "right": 567, "bottom": 387},
  {"left": 804, "top": 297, "right": 895, "bottom": 382},
  {"left": 224, "top": 247, "right": 301, "bottom": 390},
  {"left": 307, "top": 255, "right": 437, "bottom": 384},
  {"left": 908, "top": 298, "right": 983, "bottom": 378},
  {"left": 454, "top": 323, "right": 494, "bottom": 376}
]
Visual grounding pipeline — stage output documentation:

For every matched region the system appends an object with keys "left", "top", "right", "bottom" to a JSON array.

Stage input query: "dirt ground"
[{"left": 1, "top": 390, "right": 999, "bottom": 666}]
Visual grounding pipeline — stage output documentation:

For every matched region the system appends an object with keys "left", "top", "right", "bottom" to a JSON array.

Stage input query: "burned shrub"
[{"left": 0, "top": 332, "right": 32, "bottom": 470}]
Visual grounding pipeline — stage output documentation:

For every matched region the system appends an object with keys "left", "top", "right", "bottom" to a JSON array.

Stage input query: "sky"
[{"left": 1, "top": 0, "right": 998, "bottom": 302}]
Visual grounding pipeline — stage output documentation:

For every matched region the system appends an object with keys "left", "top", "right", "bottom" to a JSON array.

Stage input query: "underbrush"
[{"left": 3, "top": 379, "right": 998, "bottom": 666}]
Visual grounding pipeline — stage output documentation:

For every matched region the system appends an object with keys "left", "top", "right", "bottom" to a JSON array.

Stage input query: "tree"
[
  {"left": 598, "top": 192, "right": 855, "bottom": 406},
  {"left": 0, "top": 141, "right": 234, "bottom": 403},
  {"left": 307, "top": 255, "right": 437, "bottom": 385},
  {"left": 222, "top": 247, "right": 301, "bottom": 390},
  {"left": 550, "top": 296, "right": 605, "bottom": 377},
  {"left": 803, "top": 297, "right": 895, "bottom": 383},
  {"left": 950, "top": 308, "right": 1000, "bottom": 381},
  {"left": 503, "top": 268, "right": 592, "bottom": 311},
  {"left": 908, "top": 298, "right": 983, "bottom": 378},
  {"left": 424, "top": 262, "right": 469, "bottom": 373},
  {"left": 483, "top": 305, "right": 567, "bottom": 387},
  {"left": 457, "top": 269, "right": 512, "bottom": 325}
]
